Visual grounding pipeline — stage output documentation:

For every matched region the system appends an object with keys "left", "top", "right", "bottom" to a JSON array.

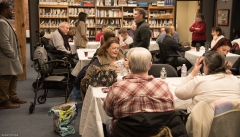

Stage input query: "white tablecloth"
[
  {"left": 71, "top": 49, "right": 97, "bottom": 76},
  {"left": 79, "top": 77, "right": 191, "bottom": 137},
  {"left": 185, "top": 50, "right": 240, "bottom": 65},
  {"left": 69, "top": 42, "right": 100, "bottom": 54},
  {"left": 148, "top": 41, "right": 159, "bottom": 51}
]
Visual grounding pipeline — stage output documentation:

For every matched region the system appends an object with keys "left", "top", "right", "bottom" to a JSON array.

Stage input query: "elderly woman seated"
[{"left": 175, "top": 51, "right": 240, "bottom": 113}]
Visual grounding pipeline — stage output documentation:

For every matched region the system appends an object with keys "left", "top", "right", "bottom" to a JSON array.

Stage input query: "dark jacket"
[
  {"left": 130, "top": 20, "right": 151, "bottom": 49},
  {"left": 111, "top": 111, "right": 188, "bottom": 137},
  {"left": 162, "top": 35, "right": 190, "bottom": 57}
]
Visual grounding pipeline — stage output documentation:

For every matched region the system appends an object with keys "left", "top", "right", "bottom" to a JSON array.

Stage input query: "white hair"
[
  {"left": 58, "top": 22, "right": 69, "bottom": 28},
  {"left": 127, "top": 47, "right": 152, "bottom": 73}
]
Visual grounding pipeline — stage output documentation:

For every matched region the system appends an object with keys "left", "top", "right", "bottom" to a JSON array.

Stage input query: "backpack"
[{"left": 33, "top": 46, "right": 49, "bottom": 74}]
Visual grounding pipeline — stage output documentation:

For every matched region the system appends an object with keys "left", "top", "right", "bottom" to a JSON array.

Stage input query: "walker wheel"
[
  {"left": 29, "top": 102, "right": 35, "bottom": 114},
  {"left": 37, "top": 95, "right": 46, "bottom": 104}
]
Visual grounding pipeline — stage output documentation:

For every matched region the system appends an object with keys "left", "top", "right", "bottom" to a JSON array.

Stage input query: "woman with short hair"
[
  {"left": 189, "top": 13, "right": 206, "bottom": 47},
  {"left": 175, "top": 51, "right": 240, "bottom": 112}
]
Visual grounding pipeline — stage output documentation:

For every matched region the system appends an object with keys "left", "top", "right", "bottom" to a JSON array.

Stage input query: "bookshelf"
[
  {"left": 38, "top": 4, "right": 175, "bottom": 40},
  {"left": 38, "top": 4, "right": 69, "bottom": 39},
  {"left": 148, "top": 5, "right": 174, "bottom": 38}
]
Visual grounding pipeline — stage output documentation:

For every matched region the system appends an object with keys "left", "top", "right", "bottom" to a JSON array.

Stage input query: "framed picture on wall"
[{"left": 217, "top": 9, "right": 229, "bottom": 26}]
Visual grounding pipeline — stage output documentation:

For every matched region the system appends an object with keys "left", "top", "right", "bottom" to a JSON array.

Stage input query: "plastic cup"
[{"left": 84, "top": 51, "right": 88, "bottom": 57}]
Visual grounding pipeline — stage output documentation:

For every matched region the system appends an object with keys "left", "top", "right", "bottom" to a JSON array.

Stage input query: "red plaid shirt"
[{"left": 103, "top": 75, "right": 174, "bottom": 133}]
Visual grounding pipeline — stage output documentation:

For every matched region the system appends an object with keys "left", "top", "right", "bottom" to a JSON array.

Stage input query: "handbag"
[{"left": 89, "top": 64, "right": 117, "bottom": 87}]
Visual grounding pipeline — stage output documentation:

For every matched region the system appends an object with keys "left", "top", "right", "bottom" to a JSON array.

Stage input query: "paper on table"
[{"left": 114, "top": 59, "right": 129, "bottom": 76}]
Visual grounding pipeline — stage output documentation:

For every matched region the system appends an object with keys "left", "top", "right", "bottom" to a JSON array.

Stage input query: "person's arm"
[
  {"left": 175, "top": 57, "right": 203, "bottom": 100},
  {"left": 103, "top": 86, "right": 115, "bottom": 117},
  {"left": 170, "top": 40, "right": 190, "bottom": 52},
  {"left": 194, "top": 22, "right": 206, "bottom": 34},
  {"left": 137, "top": 26, "right": 151, "bottom": 49},
  {"left": 50, "top": 31, "right": 71, "bottom": 54},
  {"left": 0, "top": 21, "right": 15, "bottom": 58},
  {"left": 189, "top": 22, "right": 196, "bottom": 32}
]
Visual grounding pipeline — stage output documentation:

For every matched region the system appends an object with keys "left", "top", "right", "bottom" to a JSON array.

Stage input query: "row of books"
[
  {"left": 150, "top": 29, "right": 161, "bottom": 38},
  {"left": 96, "top": 9, "right": 122, "bottom": 17},
  {"left": 39, "top": 8, "right": 67, "bottom": 17},
  {"left": 96, "top": 19, "right": 122, "bottom": 27},
  {"left": 69, "top": 8, "right": 95, "bottom": 17},
  {"left": 149, "top": 19, "right": 173, "bottom": 27},
  {"left": 39, "top": 19, "right": 68, "bottom": 28},
  {"left": 163, "top": 0, "right": 174, "bottom": 6}
]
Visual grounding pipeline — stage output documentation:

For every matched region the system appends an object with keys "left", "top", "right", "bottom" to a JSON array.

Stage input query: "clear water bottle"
[
  {"left": 160, "top": 67, "right": 167, "bottom": 79},
  {"left": 181, "top": 64, "right": 187, "bottom": 77}
]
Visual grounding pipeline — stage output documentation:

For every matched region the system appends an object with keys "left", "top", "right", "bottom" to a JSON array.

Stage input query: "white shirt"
[
  {"left": 175, "top": 73, "right": 240, "bottom": 112},
  {"left": 210, "top": 35, "right": 224, "bottom": 48}
]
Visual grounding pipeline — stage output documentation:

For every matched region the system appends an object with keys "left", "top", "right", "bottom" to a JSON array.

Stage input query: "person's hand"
[
  {"left": 119, "top": 35, "right": 123, "bottom": 41},
  {"left": 195, "top": 28, "right": 200, "bottom": 31},
  {"left": 226, "top": 61, "right": 232, "bottom": 67},
  {"left": 121, "top": 44, "right": 129, "bottom": 50},
  {"left": 191, "top": 56, "right": 204, "bottom": 76},
  {"left": 132, "top": 25, "right": 136, "bottom": 31},
  {"left": 226, "top": 69, "right": 232, "bottom": 74},
  {"left": 68, "top": 38, "right": 73, "bottom": 42}
]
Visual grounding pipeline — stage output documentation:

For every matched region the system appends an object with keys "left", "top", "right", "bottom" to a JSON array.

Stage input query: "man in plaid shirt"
[{"left": 103, "top": 47, "right": 174, "bottom": 136}]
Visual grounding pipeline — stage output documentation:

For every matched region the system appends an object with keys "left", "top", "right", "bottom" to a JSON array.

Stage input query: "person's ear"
[{"left": 149, "top": 62, "right": 152, "bottom": 70}]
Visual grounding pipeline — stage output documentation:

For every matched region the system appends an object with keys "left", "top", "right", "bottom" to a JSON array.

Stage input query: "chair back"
[
  {"left": 158, "top": 42, "right": 167, "bottom": 64},
  {"left": 111, "top": 111, "right": 188, "bottom": 137},
  {"left": 148, "top": 64, "right": 178, "bottom": 77},
  {"left": 208, "top": 110, "right": 240, "bottom": 137}
]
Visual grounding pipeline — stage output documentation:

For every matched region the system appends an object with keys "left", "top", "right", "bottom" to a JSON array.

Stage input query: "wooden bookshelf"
[{"left": 38, "top": 4, "right": 175, "bottom": 39}]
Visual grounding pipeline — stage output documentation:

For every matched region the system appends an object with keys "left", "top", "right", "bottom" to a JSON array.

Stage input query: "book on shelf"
[
  {"left": 128, "top": 4, "right": 137, "bottom": 7},
  {"left": 105, "top": 0, "right": 111, "bottom": 6},
  {"left": 118, "top": 0, "right": 127, "bottom": 4}
]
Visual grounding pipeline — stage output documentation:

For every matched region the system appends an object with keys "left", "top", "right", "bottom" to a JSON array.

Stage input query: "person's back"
[
  {"left": 103, "top": 47, "right": 174, "bottom": 137},
  {"left": 180, "top": 74, "right": 240, "bottom": 111},
  {"left": 175, "top": 51, "right": 240, "bottom": 112}
]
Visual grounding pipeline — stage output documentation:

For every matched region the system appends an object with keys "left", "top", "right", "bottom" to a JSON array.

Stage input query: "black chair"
[
  {"left": 148, "top": 64, "right": 178, "bottom": 78},
  {"left": 158, "top": 42, "right": 180, "bottom": 69},
  {"left": 111, "top": 111, "right": 188, "bottom": 137}
]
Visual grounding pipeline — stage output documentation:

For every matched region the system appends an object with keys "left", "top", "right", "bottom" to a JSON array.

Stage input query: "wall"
[
  {"left": 215, "top": 0, "right": 233, "bottom": 39},
  {"left": 176, "top": 1, "right": 198, "bottom": 43}
]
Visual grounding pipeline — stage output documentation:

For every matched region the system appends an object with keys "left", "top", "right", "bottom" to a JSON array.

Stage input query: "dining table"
[
  {"left": 185, "top": 48, "right": 240, "bottom": 72},
  {"left": 79, "top": 77, "right": 192, "bottom": 137},
  {"left": 71, "top": 48, "right": 97, "bottom": 76}
]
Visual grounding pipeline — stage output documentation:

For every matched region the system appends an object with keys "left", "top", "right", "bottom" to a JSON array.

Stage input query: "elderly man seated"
[
  {"left": 103, "top": 48, "right": 187, "bottom": 137},
  {"left": 50, "top": 22, "right": 72, "bottom": 55}
]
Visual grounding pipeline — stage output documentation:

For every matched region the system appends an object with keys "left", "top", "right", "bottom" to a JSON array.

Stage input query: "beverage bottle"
[
  {"left": 160, "top": 67, "right": 167, "bottom": 79},
  {"left": 181, "top": 64, "right": 187, "bottom": 77}
]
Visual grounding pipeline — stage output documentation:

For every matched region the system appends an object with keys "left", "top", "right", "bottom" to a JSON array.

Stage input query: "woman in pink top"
[{"left": 189, "top": 13, "right": 207, "bottom": 47}]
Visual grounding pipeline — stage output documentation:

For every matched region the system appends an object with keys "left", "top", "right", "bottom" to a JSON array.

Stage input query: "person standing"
[
  {"left": 95, "top": 24, "right": 107, "bottom": 41},
  {"left": 189, "top": 13, "right": 206, "bottom": 47},
  {"left": 122, "top": 8, "right": 151, "bottom": 49},
  {"left": 74, "top": 12, "right": 88, "bottom": 48},
  {"left": 0, "top": 2, "right": 27, "bottom": 109}
]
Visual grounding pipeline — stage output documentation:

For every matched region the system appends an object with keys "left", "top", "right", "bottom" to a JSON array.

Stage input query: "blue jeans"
[{"left": 68, "top": 86, "right": 80, "bottom": 101}]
